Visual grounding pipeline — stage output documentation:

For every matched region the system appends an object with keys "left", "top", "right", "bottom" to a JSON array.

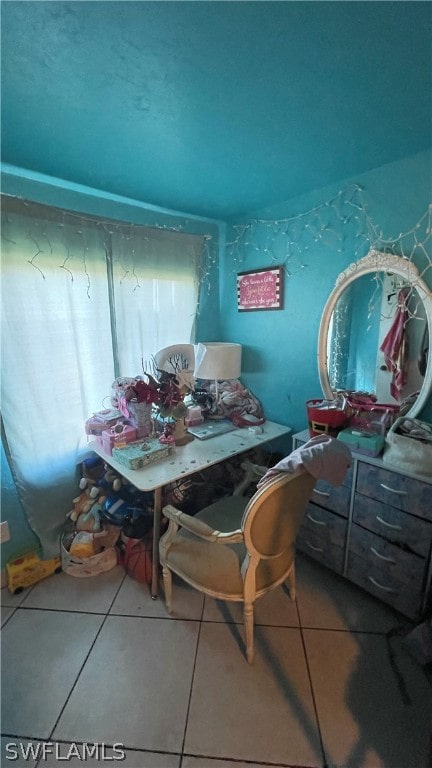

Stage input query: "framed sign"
[{"left": 237, "top": 266, "right": 284, "bottom": 312}]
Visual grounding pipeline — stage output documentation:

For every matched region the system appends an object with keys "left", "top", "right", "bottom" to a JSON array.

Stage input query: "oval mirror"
[{"left": 318, "top": 250, "right": 432, "bottom": 417}]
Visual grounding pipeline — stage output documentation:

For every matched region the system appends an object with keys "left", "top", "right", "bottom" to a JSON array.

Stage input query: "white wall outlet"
[{"left": 0, "top": 521, "right": 11, "bottom": 544}]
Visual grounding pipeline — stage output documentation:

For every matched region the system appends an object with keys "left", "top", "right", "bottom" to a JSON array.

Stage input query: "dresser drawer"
[
  {"left": 349, "top": 522, "right": 426, "bottom": 585},
  {"left": 346, "top": 547, "right": 424, "bottom": 620},
  {"left": 353, "top": 493, "right": 431, "bottom": 558},
  {"left": 311, "top": 482, "right": 351, "bottom": 517},
  {"left": 297, "top": 529, "right": 345, "bottom": 573},
  {"left": 356, "top": 463, "right": 432, "bottom": 521},
  {"left": 300, "top": 502, "right": 347, "bottom": 547}
]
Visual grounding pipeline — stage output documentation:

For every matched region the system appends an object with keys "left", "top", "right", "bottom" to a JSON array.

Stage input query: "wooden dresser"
[{"left": 293, "top": 429, "right": 432, "bottom": 620}]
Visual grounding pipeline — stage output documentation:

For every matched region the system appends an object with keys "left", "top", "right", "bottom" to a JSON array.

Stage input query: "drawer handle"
[
  {"left": 376, "top": 515, "right": 402, "bottom": 531},
  {"left": 368, "top": 576, "right": 395, "bottom": 593},
  {"left": 380, "top": 483, "right": 407, "bottom": 496},
  {"left": 306, "top": 513, "right": 327, "bottom": 526},
  {"left": 313, "top": 489, "right": 330, "bottom": 498},
  {"left": 370, "top": 546, "right": 396, "bottom": 564},
  {"left": 306, "top": 541, "right": 324, "bottom": 552}
]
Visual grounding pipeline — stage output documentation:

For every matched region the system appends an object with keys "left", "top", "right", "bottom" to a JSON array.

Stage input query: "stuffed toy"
[
  {"left": 75, "top": 500, "right": 104, "bottom": 533},
  {"left": 79, "top": 463, "right": 125, "bottom": 499},
  {"left": 93, "top": 523, "right": 121, "bottom": 553},
  {"left": 68, "top": 488, "right": 99, "bottom": 524},
  {"left": 80, "top": 456, "right": 105, "bottom": 485},
  {"left": 69, "top": 531, "right": 95, "bottom": 559},
  {"left": 102, "top": 464, "right": 124, "bottom": 493}
]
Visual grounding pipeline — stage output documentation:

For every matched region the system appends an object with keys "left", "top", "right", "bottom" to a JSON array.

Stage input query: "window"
[{"left": 1, "top": 196, "right": 205, "bottom": 554}]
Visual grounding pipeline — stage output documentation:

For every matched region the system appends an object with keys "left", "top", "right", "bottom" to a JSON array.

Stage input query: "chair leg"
[
  {"left": 244, "top": 602, "right": 254, "bottom": 664},
  {"left": 162, "top": 565, "right": 173, "bottom": 613},
  {"left": 286, "top": 563, "right": 296, "bottom": 600}
]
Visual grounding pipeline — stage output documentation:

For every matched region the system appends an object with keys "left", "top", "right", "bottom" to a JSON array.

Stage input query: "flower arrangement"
[{"left": 111, "top": 354, "right": 192, "bottom": 424}]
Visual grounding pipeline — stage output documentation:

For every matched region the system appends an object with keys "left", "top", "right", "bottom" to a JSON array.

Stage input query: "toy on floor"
[
  {"left": 68, "top": 463, "right": 123, "bottom": 530},
  {"left": 69, "top": 531, "right": 95, "bottom": 559},
  {"left": 79, "top": 458, "right": 124, "bottom": 495},
  {"left": 120, "top": 533, "right": 153, "bottom": 584},
  {"left": 64, "top": 458, "right": 154, "bottom": 582},
  {"left": 93, "top": 523, "right": 121, "bottom": 553},
  {"left": 67, "top": 524, "right": 120, "bottom": 559},
  {"left": 67, "top": 487, "right": 105, "bottom": 528},
  {"left": 7, "top": 551, "right": 62, "bottom": 595}
]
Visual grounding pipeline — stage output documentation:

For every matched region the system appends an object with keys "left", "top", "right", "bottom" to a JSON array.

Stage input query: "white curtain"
[
  {"left": 111, "top": 226, "right": 201, "bottom": 374},
  {"left": 1, "top": 198, "right": 202, "bottom": 556}
]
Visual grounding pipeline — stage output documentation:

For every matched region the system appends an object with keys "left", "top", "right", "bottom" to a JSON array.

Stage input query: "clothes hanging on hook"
[{"left": 380, "top": 287, "right": 410, "bottom": 401}]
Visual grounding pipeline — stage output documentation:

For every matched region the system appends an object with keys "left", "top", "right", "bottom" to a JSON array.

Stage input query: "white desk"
[{"left": 90, "top": 420, "right": 291, "bottom": 597}]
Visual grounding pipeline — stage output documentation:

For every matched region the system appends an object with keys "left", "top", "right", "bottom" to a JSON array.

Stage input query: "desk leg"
[{"left": 151, "top": 487, "right": 162, "bottom": 599}]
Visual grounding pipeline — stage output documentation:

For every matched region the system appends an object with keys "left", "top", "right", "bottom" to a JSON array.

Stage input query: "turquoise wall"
[
  {"left": 221, "top": 150, "right": 432, "bottom": 445},
  {"left": 1, "top": 442, "right": 40, "bottom": 566}
]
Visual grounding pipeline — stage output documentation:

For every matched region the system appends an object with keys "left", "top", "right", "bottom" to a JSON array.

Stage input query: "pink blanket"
[{"left": 258, "top": 434, "right": 352, "bottom": 487}]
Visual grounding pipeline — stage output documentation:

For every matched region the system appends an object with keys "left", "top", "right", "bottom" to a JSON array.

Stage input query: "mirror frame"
[{"left": 318, "top": 249, "right": 432, "bottom": 417}]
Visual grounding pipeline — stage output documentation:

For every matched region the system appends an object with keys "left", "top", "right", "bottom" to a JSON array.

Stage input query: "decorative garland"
[
  {"left": 1, "top": 195, "right": 217, "bottom": 311},
  {"left": 2, "top": 187, "right": 431, "bottom": 303},
  {"left": 226, "top": 184, "right": 431, "bottom": 284}
]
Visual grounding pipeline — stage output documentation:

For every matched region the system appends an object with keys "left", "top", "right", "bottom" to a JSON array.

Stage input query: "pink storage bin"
[{"left": 101, "top": 423, "right": 137, "bottom": 455}]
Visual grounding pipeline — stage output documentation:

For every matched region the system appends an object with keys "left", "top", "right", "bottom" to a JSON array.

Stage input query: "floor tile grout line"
[
  {"left": 3, "top": 576, "right": 416, "bottom": 768},
  {"left": 295, "top": 598, "right": 327, "bottom": 768},
  {"left": 0, "top": 607, "right": 17, "bottom": 628},
  {"left": 44, "top": 598, "right": 204, "bottom": 748},
  {"left": 106, "top": 570, "right": 128, "bottom": 613},
  {"left": 14, "top": 604, "right": 392, "bottom": 633},
  {"left": 179, "top": 611, "right": 205, "bottom": 758},
  {"left": 45, "top": 609, "right": 113, "bottom": 751},
  {"left": 298, "top": 624, "right": 401, "bottom": 637},
  {"left": 17, "top": 591, "right": 205, "bottom": 765},
  {"left": 181, "top": 751, "right": 316, "bottom": 767},
  {"left": 2, "top": 729, "right": 184, "bottom": 763}
]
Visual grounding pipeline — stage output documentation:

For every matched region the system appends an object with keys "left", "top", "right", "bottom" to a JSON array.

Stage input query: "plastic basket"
[{"left": 61, "top": 533, "right": 117, "bottom": 578}]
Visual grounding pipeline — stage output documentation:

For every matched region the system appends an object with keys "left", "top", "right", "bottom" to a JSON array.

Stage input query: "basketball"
[{"left": 124, "top": 536, "right": 152, "bottom": 584}]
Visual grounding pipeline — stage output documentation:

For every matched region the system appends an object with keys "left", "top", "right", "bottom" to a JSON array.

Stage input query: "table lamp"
[{"left": 194, "top": 342, "right": 242, "bottom": 406}]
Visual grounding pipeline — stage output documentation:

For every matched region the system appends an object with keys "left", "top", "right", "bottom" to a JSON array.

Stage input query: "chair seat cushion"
[
  {"left": 166, "top": 496, "right": 248, "bottom": 598},
  {"left": 166, "top": 537, "right": 245, "bottom": 597},
  {"left": 164, "top": 496, "right": 296, "bottom": 598},
  {"left": 194, "top": 495, "right": 248, "bottom": 530}
]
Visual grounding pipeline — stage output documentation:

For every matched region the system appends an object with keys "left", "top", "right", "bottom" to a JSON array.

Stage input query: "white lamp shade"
[
  {"left": 194, "top": 343, "right": 242, "bottom": 380},
  {"left": 154, "top": 344, "right": 195, "bottom": 373}
]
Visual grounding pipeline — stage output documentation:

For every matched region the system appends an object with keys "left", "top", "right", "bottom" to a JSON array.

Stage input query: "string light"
[
  {"left": 1, "top": 195, "right": 216, "bottom": 320},
  {"left": 226, "top": 184, "right": 432, "bottom": 286},
  {"left": 2, "top": 188, "right": 431, "bottom": 310},
  {"left": 26, "top": 232, "right": 45, "bottom": 279}
]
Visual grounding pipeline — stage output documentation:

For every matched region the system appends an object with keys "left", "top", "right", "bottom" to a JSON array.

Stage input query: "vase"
[{"left": 127, "top": 401, "right": 153, "bottom": 436}]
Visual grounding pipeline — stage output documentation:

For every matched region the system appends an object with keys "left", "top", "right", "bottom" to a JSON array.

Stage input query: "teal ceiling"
[{"left": 1, "top": 1, "right": 431, "bottom": 220}]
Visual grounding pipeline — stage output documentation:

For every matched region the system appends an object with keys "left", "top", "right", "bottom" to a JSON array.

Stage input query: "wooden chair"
[{"left": 159, "top": 462, "right": 316, "bottom": 663}]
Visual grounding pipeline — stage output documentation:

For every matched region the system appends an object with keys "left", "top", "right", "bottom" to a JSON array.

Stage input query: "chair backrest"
[{"left": 242, "top": 469, "right": 316, "bottom": 561}]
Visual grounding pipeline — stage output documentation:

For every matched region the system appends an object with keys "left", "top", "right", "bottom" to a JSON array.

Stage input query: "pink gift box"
[
  {"left": 101, "top": 423, "right": 137, "bottom": 455},
  {"left": 85, "top": 409, "right": 124, "bottom": 436}
]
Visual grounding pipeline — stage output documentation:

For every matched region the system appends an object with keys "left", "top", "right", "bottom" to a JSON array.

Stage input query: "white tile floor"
[{"left": 1, "top": 554, "right": 431, "bottom": 768}]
